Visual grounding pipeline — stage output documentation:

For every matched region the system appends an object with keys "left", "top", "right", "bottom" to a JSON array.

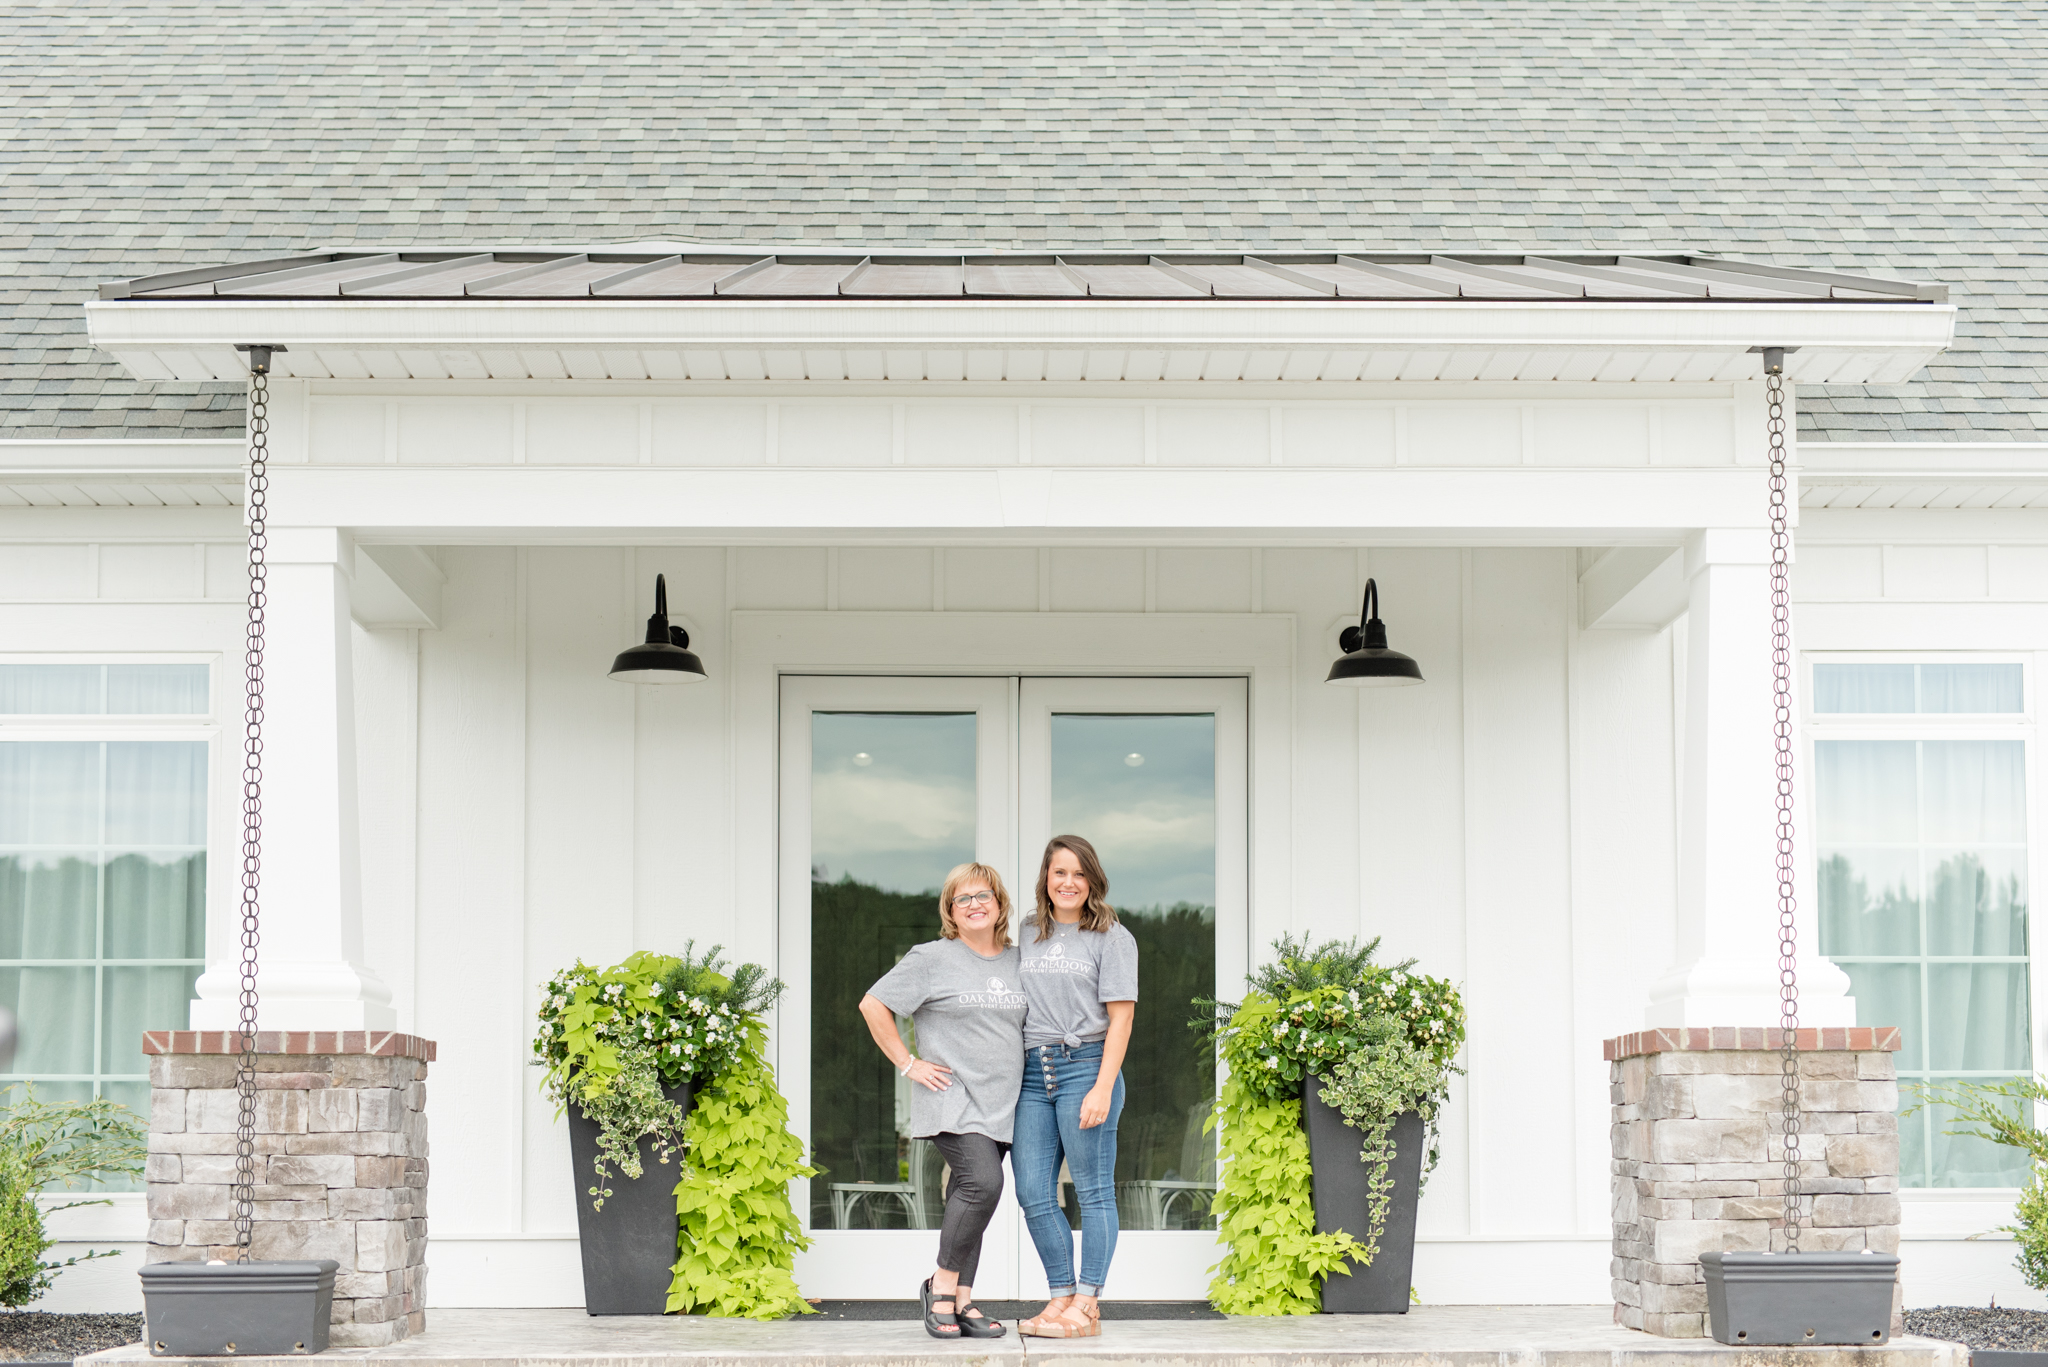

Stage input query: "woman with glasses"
[
  {"left": 858, "top": 862, "right": 1027, "bottom": 1340},
  {"left": 1013, "top": 835, "right": 1137, "bottom": 1339}
]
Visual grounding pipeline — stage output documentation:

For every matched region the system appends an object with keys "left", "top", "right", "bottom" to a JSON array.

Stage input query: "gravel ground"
[
  {"left": 0, "top": 1312, "right": 143, "bottom": 1362},
  {"left": 1907, "top": 1307, "right": 2048, "bottom": 1351}
]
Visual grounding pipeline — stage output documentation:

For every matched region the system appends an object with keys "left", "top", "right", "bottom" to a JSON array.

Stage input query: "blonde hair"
[
  {"left": 938, "top": 862, "right": 1014, "bottom": 944},
  {"left": 1033, "top": 835, "right": 1118, "bottom": 941}
]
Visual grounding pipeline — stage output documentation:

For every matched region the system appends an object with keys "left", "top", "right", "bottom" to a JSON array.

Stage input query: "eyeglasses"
[{"left": 951, "top": 891, "right": 995, "bottom": 909}]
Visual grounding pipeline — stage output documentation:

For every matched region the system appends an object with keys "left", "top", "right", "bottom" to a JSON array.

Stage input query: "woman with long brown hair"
[{"left": 1012, "top": 835, "right": 1137, "bottom": 1338}]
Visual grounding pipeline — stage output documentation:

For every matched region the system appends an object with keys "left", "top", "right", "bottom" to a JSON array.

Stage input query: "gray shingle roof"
[{"left": 5, "top": 0, "right": 2043, "bottom": 442}]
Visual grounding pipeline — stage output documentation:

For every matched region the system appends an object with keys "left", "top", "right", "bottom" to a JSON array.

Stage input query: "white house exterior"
[{"left": 5, "top": 0, "right": 2046, "bottom": 1319}]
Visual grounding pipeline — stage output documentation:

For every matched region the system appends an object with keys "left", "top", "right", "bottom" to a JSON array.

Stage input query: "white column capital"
[
  {"left": 266, "top": 525, "right": 356, "bottom": 569},
  {"left": 1683, "top": 527, "right": 1770, "bottom": 576}
]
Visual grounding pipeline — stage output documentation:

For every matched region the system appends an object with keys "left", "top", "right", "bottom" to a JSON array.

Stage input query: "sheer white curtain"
[
  {"left": 0, "top": 737, "right": 206, "bottom": 1117},
  {"left": 1814, "top": 661, "right": 2024, "bottom": 714},
  {"left": 1817, "top": 731, "right": 2031, "bottom": 1187},
  {"left": 0, "top": 663, "right": 207, "bottom": 715}
]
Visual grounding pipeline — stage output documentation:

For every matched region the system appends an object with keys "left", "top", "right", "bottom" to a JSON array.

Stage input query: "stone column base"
[
  {"left": 1605, "top": 1027, "right": 1904, "bottom": 1339},
  {"left": 143, "top": 1031, "right": 436, "bottom": 1348}
]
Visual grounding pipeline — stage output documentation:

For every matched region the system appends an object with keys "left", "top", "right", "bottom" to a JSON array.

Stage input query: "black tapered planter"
[
  {"left": 1700, "top": 1251, "right": 1900, "bottom": 1345},
  {"left": 566, "top": 1079, "right": 694, "bottom": 1314},
  {"left": 140, "top": 1259, "right": 339, "bottom": 1355},
  {"left": 1302, "top": 1074, "right": 1424, "bottom": 1314}
]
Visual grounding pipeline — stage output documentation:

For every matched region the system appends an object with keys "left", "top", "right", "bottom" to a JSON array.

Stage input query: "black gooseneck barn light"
[
  {"left": 609, "top": 574, "right": 707, "bottom": 683},
  {"left": 1325, "top": 578, "right": 1424, "bottom": 687}
]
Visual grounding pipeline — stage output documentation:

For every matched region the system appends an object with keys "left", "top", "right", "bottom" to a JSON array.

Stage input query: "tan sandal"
[
  {"left": 1037, "top": 1301, "right": 1100, "bottom": 1338},
  {"left": 1018, "top": 1298, "right": 1076, "bottom": 1337}
]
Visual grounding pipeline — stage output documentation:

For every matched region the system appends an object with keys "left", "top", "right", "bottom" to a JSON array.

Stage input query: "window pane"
[
  {"left": 1927, "top": 963, "right": 2030, "bottom": 1073},
  {"left": 1051, "top": 712, "right": 1218, "bottom": 1230},
  {"left": 1818, "top": 848, "right": 1920, "bottom": 956},
  {"left": 1925, "top": 849, "right": 2027, "bottom": 957},
  {"left": 101, "top": 966, "right": 200, "bottom": 1076},
  {"left": 1921, "top": 740, "right": 2028, "bottom": 845},
  {"left": 1814, "top": 663, "right": 1915, "bottom": 714},
  {"left": 1901, "top": 1097, "right": 1929, "bottom": 1188},
  {"left": 95, "top": 1080, "right": 151, "bottom": 1193},
  {"left": 104, "top": 666, "right": 209, "bottom": 716},
  {"left": 104, "top": 853, "right": 206, "bottom": 960},
  {"left": 0, "top": 743, "right": 101, "bottom": 847},
  {"left": 1812, "top": 662, "right": 2024, "bottom": 714},
  {"left": 104, "top": 743, "right": 206, "bottom": 846},
  {"left": 1839, "top": 961, "right": 1922, "bottom": 1070},
  {"left": 1928, "top": 1084, "right": 2033, "bottom": 1188},
  {"left": 0, "top": 967, "right": 95, "bottom": 1075},
  {"left": 0, "top": 666, "right": 103, "bottom": 715},
  {"left": 1815, "top": 741, "right": 1918, "bottom": 844},
  {"left": 1919, "top": 664, "right": 2024, "bottom": 714},
  {"left": 808, "top": 712, "right": 977, "bottom": 1231},
  {"left": 0, "top": 854, "right": 97, "bottom": 960}
]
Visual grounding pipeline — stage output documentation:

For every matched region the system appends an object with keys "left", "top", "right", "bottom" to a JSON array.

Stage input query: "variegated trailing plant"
[
  {"left": 1194, "top": 934, "right": 1465, "bottom": 1314},
  {"left": 534, "top": 943, "right": 815, "bottom": 1318}
]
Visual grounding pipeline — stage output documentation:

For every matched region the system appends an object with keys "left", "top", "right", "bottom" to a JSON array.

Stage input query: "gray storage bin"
[{"left": 140, "top": 1259, "right": 339, "bottom": 1356}]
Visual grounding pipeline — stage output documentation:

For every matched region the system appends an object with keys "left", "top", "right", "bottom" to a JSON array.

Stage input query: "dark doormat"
[{"left": 805, "top": 1300, "right": 1224, "bottom": 1321}]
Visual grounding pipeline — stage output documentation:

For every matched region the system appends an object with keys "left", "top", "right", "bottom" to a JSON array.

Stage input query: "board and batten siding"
[{"left": 389, "top": 541, "right": 1675, "bottom": 1305}]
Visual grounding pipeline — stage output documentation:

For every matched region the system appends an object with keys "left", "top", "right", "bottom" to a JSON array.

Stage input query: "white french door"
[{"left": 779, "top": 675, "right": 1247, "bottom": 1300}]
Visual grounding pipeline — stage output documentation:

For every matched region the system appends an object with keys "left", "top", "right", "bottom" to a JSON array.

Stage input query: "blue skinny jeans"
[{"left": 1013, "top": 1040, "right": 1125, "bottom": 1297}]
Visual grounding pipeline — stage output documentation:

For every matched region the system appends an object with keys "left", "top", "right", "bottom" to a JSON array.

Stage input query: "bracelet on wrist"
[{"left": 899, "top": 1057, "right": 917, "bottom": 1076}]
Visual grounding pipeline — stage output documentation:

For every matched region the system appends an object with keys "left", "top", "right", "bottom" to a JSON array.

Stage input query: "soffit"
[{"left": 1797, "top": 442, "right": 2048, "bottom": 511}]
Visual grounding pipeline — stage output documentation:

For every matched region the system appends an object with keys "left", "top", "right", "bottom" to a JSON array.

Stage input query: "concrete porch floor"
[{"left": 86, "top": 1305, "right": 1967, "bottom": 1367}]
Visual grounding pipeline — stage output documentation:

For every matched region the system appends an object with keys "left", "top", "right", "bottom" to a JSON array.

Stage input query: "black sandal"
[
  {"left": 955, "top": 1303, "right": 1007, "bottom": 1339},
  {"left": 921, "top": 1278, "right": 960, "bottom": 1339}
]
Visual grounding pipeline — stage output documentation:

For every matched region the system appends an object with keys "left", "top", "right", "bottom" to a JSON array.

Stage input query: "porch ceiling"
[{"left": 85, "top": 250, "right": 1955, "bottom": 389}]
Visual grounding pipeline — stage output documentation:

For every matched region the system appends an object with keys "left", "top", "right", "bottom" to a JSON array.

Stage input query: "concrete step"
[{"left": 84, "top": 1305, "right": 1969, "bottom": 1367}]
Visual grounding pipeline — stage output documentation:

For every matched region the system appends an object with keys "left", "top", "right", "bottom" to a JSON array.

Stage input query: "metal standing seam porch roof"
[{"left": 101, "top": 250, "right": 1946, "bottom": 304}]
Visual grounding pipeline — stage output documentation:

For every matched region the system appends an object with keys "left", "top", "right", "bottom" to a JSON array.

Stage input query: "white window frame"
[
  {"left": 1803, "top": 650, "right": 2041, "bottom": 1196},
  {"left": 0, "top": 653, "right": 225, "bottom": 1106}
]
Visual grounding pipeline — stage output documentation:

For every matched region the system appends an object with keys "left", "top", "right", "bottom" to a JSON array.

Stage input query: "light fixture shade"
[
  {"left": 1326, "top": 578, "right": 1424, "bottom": 687},
  {"left": 609, "top": 574, "right": 707, "bottom": 683}
]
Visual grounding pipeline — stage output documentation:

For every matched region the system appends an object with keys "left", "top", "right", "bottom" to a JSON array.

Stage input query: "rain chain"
[
  {"left": 1764, "top": 347, "right": 1804, "bottom": 1253},
  {"left": 232, "top": 345, "right": 280, "bottom": 1261}
]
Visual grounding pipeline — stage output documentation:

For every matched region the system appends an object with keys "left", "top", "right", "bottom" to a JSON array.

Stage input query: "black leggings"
[{"left": 931, "top": 1132, "right": 1008, "bottom": 1288}]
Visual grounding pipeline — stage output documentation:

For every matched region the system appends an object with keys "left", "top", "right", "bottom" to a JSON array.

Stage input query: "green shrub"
[
  {"left": 0, "top": 1086, "right": 148, "bottom": 1307},
  {"left": 2009, "top": 1164, "right": 2048, "bottom": 1291}
]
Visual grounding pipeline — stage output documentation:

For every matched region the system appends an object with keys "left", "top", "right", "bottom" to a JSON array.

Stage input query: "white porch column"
[
  {"left": 1645, "top": 529, "right": 1852, "bottom": 1028},
  {"left": 192, "top": 527, "right": 396, "bottom": 1030}
]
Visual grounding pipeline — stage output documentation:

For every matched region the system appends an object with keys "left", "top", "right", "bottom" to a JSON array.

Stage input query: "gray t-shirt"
[
  {"left": 1018, "top": 917, "right": 1140, "bottom": 1047},
  {"left": 867, "top": 939, "right": 1028, "bottom": 1142}
]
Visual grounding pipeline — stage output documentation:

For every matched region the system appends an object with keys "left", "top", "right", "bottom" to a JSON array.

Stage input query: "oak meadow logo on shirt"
[
  {"left": 959, "top": 976, "right": 1028, "bottom": 1009},
  {"left": 1024, "top": 941, "right": 1094, "bottom": 976}
]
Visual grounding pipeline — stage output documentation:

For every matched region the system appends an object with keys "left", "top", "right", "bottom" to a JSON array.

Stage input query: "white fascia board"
[
  {"left": 268, "top": 465, "right": 1765, "bottom": 542},
  {"left": 85, "top": 297, "right": 1955, "bottom": 384},
  {"left": 0, "top": 439, "right": 242, "bottom": 477}
]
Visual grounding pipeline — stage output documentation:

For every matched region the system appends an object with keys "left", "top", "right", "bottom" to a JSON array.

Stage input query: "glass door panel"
[
  {"left": 779, "top": 677, "right": 1015, "bottom": 1296},
  {"left": 808, "top": 710, "right": 976, "bottom": 1230},
  {"left": 1018, "top": 679, "right": 1246, "bottom": 1298}
]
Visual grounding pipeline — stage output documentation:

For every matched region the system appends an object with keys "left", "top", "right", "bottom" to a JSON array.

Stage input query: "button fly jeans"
[{"left": 1013, "top": 1041, "right": 1125, "bottom": 1297}]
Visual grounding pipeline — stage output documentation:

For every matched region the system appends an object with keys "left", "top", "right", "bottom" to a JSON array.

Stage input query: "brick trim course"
[
  {"left": 1605, "top": 1027, "right": 1902, "bottom": 1062},
  {"left": 143, "top": 1031, "right": 437, "bottom": 1061}
]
